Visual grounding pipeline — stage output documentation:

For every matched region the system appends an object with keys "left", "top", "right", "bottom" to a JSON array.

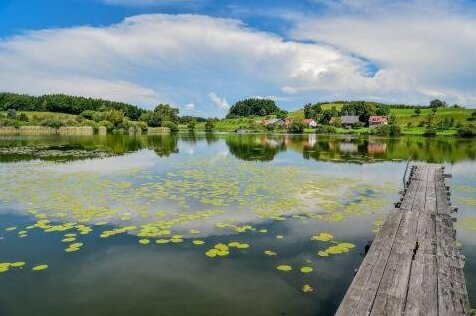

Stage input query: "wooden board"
[{"left": 335, "top": 164, "right": 470, "bottom": 316}]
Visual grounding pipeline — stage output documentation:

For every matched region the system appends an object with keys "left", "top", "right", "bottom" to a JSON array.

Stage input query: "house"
[
  {"left": 340, "top": 116, "right": 360, "bottom": 127},
  {"left": 303, "top": 119, "right": 318, "bottom": 128},
  {"left": 368, "top": 116, "right": 388, "bottom": 127}
]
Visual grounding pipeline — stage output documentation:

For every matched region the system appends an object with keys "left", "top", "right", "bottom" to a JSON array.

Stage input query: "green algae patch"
[
  {"left": 276, "top": 265, "right": 292, "bottom": 272},
  {"left": 264, "top": 250, "right": 277, "bottom": 256},
  {"left": 193, "top": 240, "right": 205, "bottom": 245},
  {"left": 65, "top": 242, "right": 84, "bottom": 252},
  {"left": 302, "top": 284, "right": 315, "bottom": 293},
  {"left": 300, "top": 266, "right": 313, "bottom": 273},
  {"left": 139, "top": 239, "right": 151, "bottom": 245},
  {"left": 0, "top": 261, "right": 27, "bottom": 273},
  {"left": 32, "top": 264, "right": 48, "bottom": 271},
  {"left": 319, "top": 242, "right": 356, "bottom": 257},
  {"left": 310, "top": 232, "right": 333, "bottom": 242}
]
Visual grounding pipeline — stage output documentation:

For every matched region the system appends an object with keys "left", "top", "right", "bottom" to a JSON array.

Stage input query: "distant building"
[
  {"left": 303, "top": 119, "right": 318, "bottom": 128},
  {"left": 340, "top": 116, "right": 360, "bottom": 127},
  {"left": 368, "top": 116, "right": 388, "bottom": 127}
]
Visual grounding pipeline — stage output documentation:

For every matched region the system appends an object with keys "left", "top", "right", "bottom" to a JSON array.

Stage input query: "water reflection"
[
  {"left": 0, "top": 134, "right": 475, "bottom": 316},
  {"left": 0, "top": 134, "right": 475, "bottom": 163}
]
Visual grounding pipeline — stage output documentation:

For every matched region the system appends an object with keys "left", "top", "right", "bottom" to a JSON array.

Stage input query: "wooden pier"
[{"left": 336, "top": 164, "right": 470, "bottom": 316}]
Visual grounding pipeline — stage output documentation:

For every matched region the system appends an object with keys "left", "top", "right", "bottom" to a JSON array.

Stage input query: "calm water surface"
[{"left": 0, "top": 134, "right": 475, "bottom": 316}]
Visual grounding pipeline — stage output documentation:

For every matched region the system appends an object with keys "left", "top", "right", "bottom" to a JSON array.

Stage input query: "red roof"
[
  {"left": 368, "top": 116, "right": 388, "bottom": 123},
  {"left": 303, "top": 119, "right": 316, "bottom": 124}
]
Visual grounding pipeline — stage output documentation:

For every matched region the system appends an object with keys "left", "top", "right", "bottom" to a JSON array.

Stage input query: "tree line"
[{"left": 0, "top": 93, "right": 146, "bottom": 120}]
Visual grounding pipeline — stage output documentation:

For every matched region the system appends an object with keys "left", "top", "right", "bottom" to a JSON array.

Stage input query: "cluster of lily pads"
[
  {"left": 0, "top": 262, "right": 48, "bottom": 273},
  {"left": 0, "top": 157, "right": 392, "bottom": 294}
]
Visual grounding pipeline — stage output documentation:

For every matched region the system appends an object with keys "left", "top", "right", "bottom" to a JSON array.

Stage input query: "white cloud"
[
  {"left": 208, "top": 92, "right": 230, "bottom": 110},
  {"left": 291, "top": 0, "right": 476, "bottom": 104},
  {"left": 0, "top": 10, "right": 475, "bottom": 116},
  {"left": 185, "top": 103, "right": 195, "bottom": 110}
]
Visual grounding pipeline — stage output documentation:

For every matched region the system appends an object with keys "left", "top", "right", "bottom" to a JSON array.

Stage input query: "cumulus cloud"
[
  {"left": 0, "top": 10, "right": 474, "bottom": 115},
  {"left": 292, "top": 0, "right": 476, "bottom": 104},
  {"left": 208, "top": 92, "right": 229, "bottom": 110}
]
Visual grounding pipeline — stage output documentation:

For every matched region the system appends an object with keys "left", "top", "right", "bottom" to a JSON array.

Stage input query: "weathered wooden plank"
[
  {"left": 336, "top": 164, "right": 470, "bottom": 316},
  {"left": 434, "top": 166, "right": 470, "bottom": 315},
  {"left": 334, "top": 211, "right": 403, "bottom": 316},
  {"left": 335, "top": 165, "right": 424, "bottom": 316},
  {"left": 369, "top": 165, "right": 430, "bottom": 316},
  {"left": 404, "top": 165, "right": 438, "bottom": 316}
]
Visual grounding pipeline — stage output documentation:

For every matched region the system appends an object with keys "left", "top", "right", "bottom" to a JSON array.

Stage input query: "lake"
[{"left": 0, "top": 134, "right": 475, "bottom": 316}]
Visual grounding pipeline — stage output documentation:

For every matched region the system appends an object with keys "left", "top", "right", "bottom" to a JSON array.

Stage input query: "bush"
[
  {"left": 137, "top": 121, "right": 148, "bottom": 132},
  {"left": 104, "top": 109, "right": 124, "bottom": 126},
  {"left": 352, "top": 122, "right": 364, "bottom": 129},
  {"left": 7, "top": 109, "right": 17, "bottom": 119},
  {"left": 162, "top": 121, "right": 178, "bottom": 132},
  {"left": 98, "top": 120, "right": 114, "bottom": 131},
  {"left": 187, "top": 120, "right": 196, "bottom": 131},
  {"left": 65, "top": 119, "right": 78, "bottom": 126},
  {"left": 1, "top": 119, "right": 20, "bottom": 128},
  {"left": 287, "top": 121, "right": 305, "bottom": 133},
  {"left": 18, "top": 113, "right": 29, "bottom": 122},
  {"left": 80, "top": 110, "right": 96, "bottom": 120},
  {"left": 423, "top": 126, "right": 437, "bottom": 137},
  {"left": 315, "top": 125, "right": 337, "bottom": 134},
  {"left": 372, "top": 124, "right": 401, "bottom": 136},
  {"left": 205, "top": 119, "right": 215, "bottom": 132},
  {"left": 457, "top": 125, "right": 476, "bottom": 138},
  {"left": 40, "top": 118, "right": 65, "bottom": 128}
]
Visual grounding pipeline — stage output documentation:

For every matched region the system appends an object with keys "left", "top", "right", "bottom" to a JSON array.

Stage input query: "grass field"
[
  {"left": 287, "top": 104, "right": 474, "bottom": 128},
  {"left": 3, "top": 106, "right": 475, "bottom": 137}
]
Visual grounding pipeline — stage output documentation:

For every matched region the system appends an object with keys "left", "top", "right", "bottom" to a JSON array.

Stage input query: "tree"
[
  {"left": 187, "top": 120, "right": 196, "bottom": 131},
  {"left": 457, "top": 125, "right": 476, "bottom": 138},
  {"left": 431, "top": 107, "right": 438, "bottom": 115},
  {"left": 414, "top": 108, "right": 422, "bottom": 116},
  {"left": 287, "top": 120, "right": 305, "bottom": 133},
  {"left": 162, "top": 121, "right": 178, "bottom": 132},
  {"left": 148, "top": 104, "right": 179, "bottom": 127},
  {"left": 340, "top": 101, "right": 373, "bottom": 122},
  {"left": 0, "top": 92, "right": 146, "bottom": 119},
  {"left": 470, "top": 110, "right": 476, "bottom": 121},
  {"left": 304, "top": 103, "right": 322, "bottom": 119},
  {"left": 226, "top": 98, "right": 283, "bottom": 118},
  {"left": 104, "top": 109, "right": 124, "bottom": 126},
  {"left": 205, "top": 119, "right": 216, "bottom": 132},
  {"left": 430, "top": 99, "right": 445, "bottom": 108}
]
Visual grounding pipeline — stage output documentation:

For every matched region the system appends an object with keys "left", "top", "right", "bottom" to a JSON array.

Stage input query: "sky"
[{"left": 0, "top": 0, "right": 476, "bottom": 116}]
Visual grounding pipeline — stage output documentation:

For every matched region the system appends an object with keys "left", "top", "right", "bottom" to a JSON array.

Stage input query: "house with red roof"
[{"left": 368, "top": 116, "right": 388, "bottom": 127}]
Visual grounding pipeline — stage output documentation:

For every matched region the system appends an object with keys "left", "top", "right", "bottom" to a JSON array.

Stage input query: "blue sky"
[{"left": 1, "top": 0, "right": 475, "bottom": 116}]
